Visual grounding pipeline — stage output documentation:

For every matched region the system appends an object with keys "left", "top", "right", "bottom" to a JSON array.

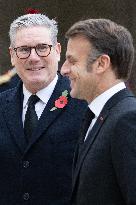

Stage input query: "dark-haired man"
[{"left": 61, "top": 18, "right": 136, "bottom": 205}]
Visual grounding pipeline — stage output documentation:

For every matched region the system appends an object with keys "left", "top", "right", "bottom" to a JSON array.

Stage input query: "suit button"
[
  {"left": 23, "top": 192, "right": 30, "bottom": 200},
  {"left": 23, "top": 161, "right": 30, "bottom": 168}
]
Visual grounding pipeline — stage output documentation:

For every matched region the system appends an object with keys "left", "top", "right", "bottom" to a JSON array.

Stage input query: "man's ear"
[
  {"left": 9, "top": 47, "right": 15, "bottom": 66},
  {"left": 96, "top": 54, "right": 111, "bottom": 73},
  {"left": 55, "top": 42, "right": 61, "bottom": 62}
]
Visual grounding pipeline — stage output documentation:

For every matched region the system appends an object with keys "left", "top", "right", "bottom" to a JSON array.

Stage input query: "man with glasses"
[
  {"left": 61, "top": 19, "right": 136, "bottom": 205},
  {"left": 0, "top": 14, "right": 86, "bottom": 205}
]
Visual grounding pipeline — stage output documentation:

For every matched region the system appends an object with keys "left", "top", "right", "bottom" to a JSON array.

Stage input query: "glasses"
[{"left": 13, "top": 44, "right": 52, "bottom": 59}]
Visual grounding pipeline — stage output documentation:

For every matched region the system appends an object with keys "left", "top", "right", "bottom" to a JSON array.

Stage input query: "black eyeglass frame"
[{"left": 13, "top": 44, "right": 53, "bottom": 59}]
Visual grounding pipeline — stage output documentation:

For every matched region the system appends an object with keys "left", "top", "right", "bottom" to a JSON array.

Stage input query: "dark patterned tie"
[
  {"left": 80, "top": 107, "right": 95, "bottom": 143},
  {"left": 24, "top": 95, "right": 40, "bottom": 142},
  {"left": 74, "top": 108, "right": 95, "bottom": 165}
]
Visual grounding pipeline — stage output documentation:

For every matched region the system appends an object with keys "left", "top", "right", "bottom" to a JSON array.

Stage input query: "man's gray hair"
[{"left": 9, "top": 14, "right": 58, "bottom": 47}]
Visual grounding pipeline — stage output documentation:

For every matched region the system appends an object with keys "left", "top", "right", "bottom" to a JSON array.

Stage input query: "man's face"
[
  {"left": 10, "top": 26, "right": 61, "bottom": 93},
  {"left": 61, "top": 35, "right": 98, "bottom": 103}
]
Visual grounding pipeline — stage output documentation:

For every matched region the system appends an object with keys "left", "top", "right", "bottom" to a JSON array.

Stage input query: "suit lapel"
[
  {"left": 24, "top": 75, "right": 70, "bottom": 153},
  {"left": 72, "top": 109, "right": 109, "bottom": 189},
  {"left": 72, "top": 88, "right": 134, "bottom": 190},
  {"left": 2, "top": 82, "right": 27, "bottom": 154}
]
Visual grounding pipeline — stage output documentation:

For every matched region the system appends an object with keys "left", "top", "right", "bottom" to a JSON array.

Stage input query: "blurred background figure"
[{"left": 0, "top": 67, "right": 20, "bottom": 92}]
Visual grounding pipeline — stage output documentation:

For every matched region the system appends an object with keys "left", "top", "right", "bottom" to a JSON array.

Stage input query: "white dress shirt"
[
  {"left": 84, "top": 82, "right": 126, "bottom": 140},
  {"left": 22, "top": 74, "right": 58, "bottom": 126}
]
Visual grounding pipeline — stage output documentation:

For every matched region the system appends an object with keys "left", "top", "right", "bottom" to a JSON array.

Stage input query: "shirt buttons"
[
  {"left": 23, "top": 161, "right": 30, "bottom": 168},
  {"left": 23, "top": 192, "right": 30, "bottom": 200}
]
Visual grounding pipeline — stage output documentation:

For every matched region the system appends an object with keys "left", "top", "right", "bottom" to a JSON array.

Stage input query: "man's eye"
[
  {"left": 37, "top": 45, "right": 48, "bottom": 52},
  {"left": 69, "top": 60, "right": 76, "bottom": 65},
  {"left": 19, "top": 47, "right": 29, "bottom": 53}
]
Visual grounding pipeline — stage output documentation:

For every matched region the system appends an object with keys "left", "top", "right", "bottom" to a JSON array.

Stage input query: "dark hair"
[{"left": 65, "top": 19, "right": 134, "bottom": 80}]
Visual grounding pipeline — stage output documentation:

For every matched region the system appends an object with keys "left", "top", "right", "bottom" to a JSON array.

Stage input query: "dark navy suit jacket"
[
  {"left": 71, "top": 89, "right": 136, "bottom": 205},
  {"left": 0, "top": 74, "right": 87, "bottom": 205}
]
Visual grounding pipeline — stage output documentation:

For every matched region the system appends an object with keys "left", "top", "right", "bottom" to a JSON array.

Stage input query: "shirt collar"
[
  {"left": 23, "top": 74, "right": 58, "bottom": 108},
  {"left": 88, "top": 82, "right": 126, "bottom": 118}
]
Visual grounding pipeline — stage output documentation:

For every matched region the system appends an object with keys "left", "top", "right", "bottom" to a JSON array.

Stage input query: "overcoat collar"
[
  {"left": 2, "top": 80, "right": 25, "bottom": 154},
  {"left": 2, "top": 74, "right": 70, "bottom": 155}
]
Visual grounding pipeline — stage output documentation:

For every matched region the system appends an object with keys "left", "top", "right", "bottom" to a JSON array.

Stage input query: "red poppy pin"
[{"left": 50, "top": 90, "right": 68, "bottom": 111}]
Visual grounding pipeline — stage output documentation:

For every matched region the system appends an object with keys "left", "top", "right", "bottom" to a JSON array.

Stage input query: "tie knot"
[
  {"left": 84, "top": 108, "right": 95, "bottom": 122},
  {"left": 79, "top": 108, "right": 95, "bottom": 144},
  {"left": 28, "top": 95, "right": 40, "bottom": 106}
]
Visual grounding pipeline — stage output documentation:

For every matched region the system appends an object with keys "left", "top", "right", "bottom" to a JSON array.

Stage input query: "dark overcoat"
[{"left": 0, "top": 74, "right": 87, "bottom": 205}]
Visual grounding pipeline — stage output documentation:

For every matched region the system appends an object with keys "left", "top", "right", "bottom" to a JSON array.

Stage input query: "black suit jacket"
[
  {"left": 0, "top": 74, "right": 87, "bottom": 205},
  {"left": 72, "top": 89, "right": 136, "bottom": 205}
]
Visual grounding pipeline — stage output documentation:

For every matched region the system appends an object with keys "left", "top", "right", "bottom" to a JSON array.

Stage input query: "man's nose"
[
  {"left": 29, "top": 48, "right": 40, "bottom": 60},
  {"left": 61, "top": 61, "right": 70, "bottom": 76}
]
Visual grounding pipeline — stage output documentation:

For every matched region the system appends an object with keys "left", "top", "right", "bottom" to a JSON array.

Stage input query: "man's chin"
[
  {"left": 70, "top": 89, "right": 75, "bottom": 98},
  {"left": 24, "top": 80, "right": 47, "bottom": 93},
  {"left": 70, "top": 90, "right": 85, "bottom": 101},
  {"left": 70, "top": 90, "right": 78, "bottom": 99}
]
